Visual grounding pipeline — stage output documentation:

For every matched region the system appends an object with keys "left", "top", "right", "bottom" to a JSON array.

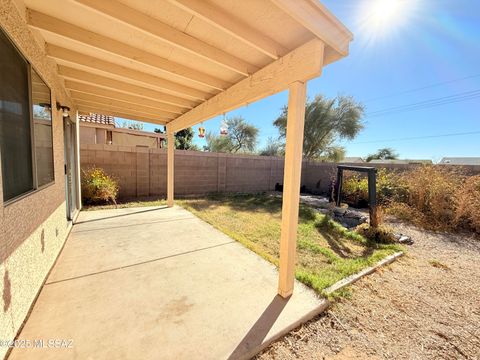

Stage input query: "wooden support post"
[
  {"left": 278, "top": 81, "right": 307, "bottom": 298},
  {"left": 167, "top": 127, "right": 174, "bottom": 207}
]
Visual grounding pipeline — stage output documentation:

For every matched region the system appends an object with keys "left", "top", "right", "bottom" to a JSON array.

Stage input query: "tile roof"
[{"left": 78, "top": 113, "right": 115, "bottom": 126}]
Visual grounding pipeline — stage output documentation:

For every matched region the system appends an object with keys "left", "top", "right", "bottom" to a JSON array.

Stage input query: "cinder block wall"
[{"left": 80, "top": 144, "right": 480, "bottom": 199}]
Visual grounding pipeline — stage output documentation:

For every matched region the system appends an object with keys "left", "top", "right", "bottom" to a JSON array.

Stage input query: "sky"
[{"left": 122, "top": 0, "right": 480, "bottom": 161}]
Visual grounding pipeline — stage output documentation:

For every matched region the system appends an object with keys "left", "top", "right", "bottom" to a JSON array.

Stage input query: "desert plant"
[
  {"left": 341, "top": 172, "right": 368, "bottom": 206},
  {"left": 454, "top": 175, "right": 480, "bottom": 233},
  {"left": 356, "top": 223, "right": 396, "bottom": 243},
  {"left": 81, "top": 167, "right": 119, "bottom": 205},
  {"left": 340, "top": 165, "right": 479, "bottom": 233},
  {"left": 395, "top": 165, "right": 463, "bottom": 230},
  {"left": 341, "top": 169, "right": 406, "bottom": 207}
]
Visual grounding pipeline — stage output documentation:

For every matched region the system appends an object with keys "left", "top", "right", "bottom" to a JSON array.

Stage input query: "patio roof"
[{"left": 24, "top": 0, "right": 353, "bottom": 130}]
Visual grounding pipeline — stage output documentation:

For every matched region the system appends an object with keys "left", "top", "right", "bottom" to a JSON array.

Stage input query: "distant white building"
[
  {"left": 368, "top": 159, "right": 432, "bottom": 165},
  {"left": 439, "top": 157, "right": 480, "bottom": 165},
  {"left": 340, "top": 157, "right": 364, "bottom": 163}
]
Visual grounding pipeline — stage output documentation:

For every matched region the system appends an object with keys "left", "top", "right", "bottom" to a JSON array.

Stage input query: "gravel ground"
[{"left": 257, "top": 222, "right": 480, "bottom": 360}]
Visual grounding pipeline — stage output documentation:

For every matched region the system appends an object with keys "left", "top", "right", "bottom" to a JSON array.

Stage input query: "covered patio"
[
  {"left": 7, "top": 0, "right": 352, "bottom": 358},
  {"left": 10, "top": 206, "right": 327, "bottom": 359},
  {"left": 22, "top": 0, "right": 352, "bottom": 298}
]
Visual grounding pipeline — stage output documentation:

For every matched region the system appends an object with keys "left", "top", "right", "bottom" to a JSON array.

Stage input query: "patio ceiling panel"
[
  {"left": 64, "top": 81, "right": 188, "bottom": 115},
  {"left": 24, "top": 0, "right": 352, "bottom": 125},
  {"left": 74, "top": 0, "right": 260, "bottom": 77},
  {"left": 47, "top": 45, "right": 213, "bottom": 101},
  {"left": 27, "top": 10, "right": 232, "bottom": 90},
  {"left": 57, "top": 65, "right": 199, "bottom": 109}
]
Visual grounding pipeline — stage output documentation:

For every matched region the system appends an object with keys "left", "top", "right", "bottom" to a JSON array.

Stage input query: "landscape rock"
[
  {"left": 394, "top": 233, "right": 414, "bottom": 245},
  {"left": 299, "top": 195, "right": 330, "bottom": 209},
  {"left": 333, "top": 209, "right": 368, "bottom": 228}
]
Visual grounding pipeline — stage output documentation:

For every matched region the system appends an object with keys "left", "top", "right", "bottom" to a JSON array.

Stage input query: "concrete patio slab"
[{"left": 9, "top": 206, "right": 327, "bottom": 360}]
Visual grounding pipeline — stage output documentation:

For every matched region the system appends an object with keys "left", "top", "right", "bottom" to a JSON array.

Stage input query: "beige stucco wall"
[
  {"left": 79, "top": 126, "right": 97, "bottom": 145},
  {"left": 113, "top": 132, "right": 159, "bottom": 148},
  {"left": 1, "top": 0, "right": 77, "bottom": 357},
  {"left": 0, "top": 204, "right": 70, "bottom": 359}
]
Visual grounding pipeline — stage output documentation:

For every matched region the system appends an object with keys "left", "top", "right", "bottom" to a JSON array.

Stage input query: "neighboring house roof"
[
  {"left": 369, "top": 159, "right": 433, "bottom": 165},
  {"left": 340, "top": 157, "right": 364, "bottom": 163},
  {"left": 78, "top": 113, "right": 115, "bottom": 126},
  {"left": 439, "top": 157, "right": 480, "bottom": 165}
]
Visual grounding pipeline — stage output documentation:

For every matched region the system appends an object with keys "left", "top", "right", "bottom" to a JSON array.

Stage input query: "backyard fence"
[{"left": 80, "top": 144, "right": 480, "bottom": 199}]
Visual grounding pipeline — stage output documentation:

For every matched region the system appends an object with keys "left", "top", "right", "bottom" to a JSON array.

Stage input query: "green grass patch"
[{"left": 179, "top": 194, "right": 403, "bottom": 295}]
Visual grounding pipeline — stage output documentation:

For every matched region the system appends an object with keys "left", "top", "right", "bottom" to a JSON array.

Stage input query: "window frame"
[{"left": 1, "top": 29, "right": 55, "bottom": 206}]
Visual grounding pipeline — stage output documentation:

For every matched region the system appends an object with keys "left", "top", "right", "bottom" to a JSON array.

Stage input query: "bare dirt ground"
[{"left": 257, "top": 222, "right": 480, "bottom": 360}]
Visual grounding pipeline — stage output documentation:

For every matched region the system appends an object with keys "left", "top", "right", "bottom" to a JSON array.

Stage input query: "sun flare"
[
  {"left": 358, "top": 0, "right": 417, "bottom": 42},
  {"left": 369, "top": 0, "right": 408, "bottom": 28}
]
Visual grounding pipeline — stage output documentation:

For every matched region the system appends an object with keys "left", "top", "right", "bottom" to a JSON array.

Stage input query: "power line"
[
  {"left": 366, "top": 89, "right": 480, "bottom": 118},
  {"left": 349, "top": 130, "right": 480, "bottom": 145},
  {"left": 362, "top": 73, "right": 480, "bottom": 103},
  {"left": 368, "top": 89, "right": 480, "bottom": 114}
]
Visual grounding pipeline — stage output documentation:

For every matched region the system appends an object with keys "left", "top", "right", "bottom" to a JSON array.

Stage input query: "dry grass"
[
  {"left": 454, "top": 175, "right": 480, "bottom": 233},
  {"left": 344, "top": 165, "right": 480, "bottom": 234},
  {"left": 428, "top": 259, "right": 451, "bottom": 270}
]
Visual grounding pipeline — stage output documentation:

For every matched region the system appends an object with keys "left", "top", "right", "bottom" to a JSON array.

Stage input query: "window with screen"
[
  {"left": 31, "top": 69, "right": 54, "bottom": 187},
  {"left": 0, "top": 28, "right": 55, "bottom": 202}
]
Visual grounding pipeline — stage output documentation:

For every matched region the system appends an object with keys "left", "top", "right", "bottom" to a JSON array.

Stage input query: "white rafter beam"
[
  {"left": 64, "top": 80, "right": 186, "bottom": 115},
  {"left": 168, "top": 0, "right": 287, "bottom": 60},
  {"left": 169, "top": 39, "right": 324, "bottom": 132},
  {"left": 58, "top": 65, "right": 197, "bottom": 109},
  {"left": 75, "top": 99, "right": 175, "bottom": 121},
  {"left": 70, "top": 92, "right": 178, "bottom": 119},
  {"left": 77, "top": 105, "right": 166, "bottom": 125},
  {"left": 47, "top": 44, "right": 212, "bottom": 101},
  {"left": 73, "top": 0, "right": 258, "bottom": 76},
  {"left": 27, "top": 9, "right": 231, "bottom": 90}
]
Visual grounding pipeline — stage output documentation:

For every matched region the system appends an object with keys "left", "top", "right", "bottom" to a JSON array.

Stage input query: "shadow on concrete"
[
  {"left": 74, "top": 206, "right": 169, "bottom": 225},
  {"left": 227, "top": 295, "right": 290, "bottom": 360}
]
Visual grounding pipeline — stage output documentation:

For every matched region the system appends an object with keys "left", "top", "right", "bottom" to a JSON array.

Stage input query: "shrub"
[
  {"left": 454, "top": 175, "right": 480, "bottom": 233},
  {"left": 81, "top": 167, "right": 119, "bottom": 205},
  {"left": 342, "top": 168, "right": 406, "bottom": 206},
  {"left": 342, "top": 172, "right": 368, "bottom": 206},
  {"left": 342, "top": 165, "right": 480, "bottom": 234},
  {"left": 356, "top": 223, "right": 396, "bottom": 243},
  {"left": 390, "top": 165, "right": 464, "bottom": 231}
]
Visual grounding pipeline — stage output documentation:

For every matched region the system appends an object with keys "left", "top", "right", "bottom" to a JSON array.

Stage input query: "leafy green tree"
[
  {"left": 155, "top": 127, "right": 199, "bottom": 150},
  {"left": 320, "top": 146, "right": 346, "bottom": 162},
  {"left": 174, "top": 127, "right": 199, "bottom": 150},
  {"left": 204, "top": 116, "right": 259, "bottom": 153},
  {"left": 225, "top": 116, "right": 259, "bottom": 153},
  {"left": 119, "top": 120, "right": 144, "bottom": 130},
  {"left": 259, "top": 137, "right": 284, "bottom": 157},
  {"left": 366, "top": 148, "right": 398, "bottom": 162},
  {"left": 273, "top": 95, "right": 364, "bottom": 160},
  {"left": 204, "top": 131, "right": 232, "bottom": 152}
]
